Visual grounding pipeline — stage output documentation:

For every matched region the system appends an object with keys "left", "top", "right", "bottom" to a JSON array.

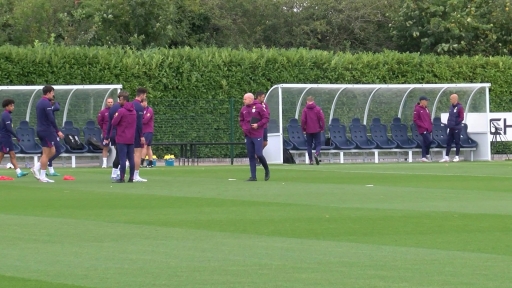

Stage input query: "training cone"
[
  {"left": 0, "top": 175, "right": 14, "bottom": 180},
  {"left": 63, "top": 175, "right": 75, "bottom": 181}
]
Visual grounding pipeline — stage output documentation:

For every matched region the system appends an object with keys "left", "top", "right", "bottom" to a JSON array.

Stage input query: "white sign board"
[{"left": 441, "top": 112, "right": 512, "bottom": 141}]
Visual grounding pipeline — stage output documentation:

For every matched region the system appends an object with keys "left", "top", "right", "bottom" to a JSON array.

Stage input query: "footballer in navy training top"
[{"left": 31, "top": 85, "right": 64, "bottom": 183}]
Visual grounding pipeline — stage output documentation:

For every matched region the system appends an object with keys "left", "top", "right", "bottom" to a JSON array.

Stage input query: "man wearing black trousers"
[
  {"left": 440, "top": 94, "right": 464, "bottom": 162},
  {"left": 105, "top": 91, "right": 128, "bottom": 180},
  {"left": 111, "top": 94, "right": 137, "bottom": 183},
  {"left": 413, "top": 96, "right": 433, "bottom": 162}
]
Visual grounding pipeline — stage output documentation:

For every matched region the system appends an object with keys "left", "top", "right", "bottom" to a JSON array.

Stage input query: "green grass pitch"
[{"left": 1, "top": 162, "right": 512, "bottom": 287}]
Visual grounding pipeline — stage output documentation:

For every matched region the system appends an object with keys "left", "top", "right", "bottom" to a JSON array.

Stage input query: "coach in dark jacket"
[{"left": 440, "top": 94, "right": 464, "bottom": 162}]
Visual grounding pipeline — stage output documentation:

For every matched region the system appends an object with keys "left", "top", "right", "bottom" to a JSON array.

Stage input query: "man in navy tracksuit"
[
  {"left": 46, "top": 98, "right": 63, "bottom": 176},
  {"left": 0, "top": 98, "right": 29, "bottom": 178},
  {"left": 440, "top": 94, "right": 464, "bottom": 162},
  {"left": 31, "top": 85, "right": 64, "bottom": 183}
]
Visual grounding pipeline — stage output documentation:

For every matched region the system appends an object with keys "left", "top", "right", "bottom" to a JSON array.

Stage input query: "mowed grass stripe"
[
  {"left": 1, "top": 215, "right": 511, "bottom": 288},
  {"left": 0, "top": 274, "right": 90, "bottom": 288},
  {"left": 4, "top": 167, "right": 512, "bottom": 217},
  {"left": 1, "top": 185, "right": 512, "bottom": 256}
]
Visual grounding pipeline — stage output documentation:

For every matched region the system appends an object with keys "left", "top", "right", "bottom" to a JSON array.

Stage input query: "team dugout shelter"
[{"left": 263, "top": 84, "right": 491, "bottom": 164}]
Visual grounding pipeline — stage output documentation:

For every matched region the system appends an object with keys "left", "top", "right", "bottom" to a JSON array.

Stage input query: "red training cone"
[
  {"left": 63, "top": 175, "right": 75, "bottom": 181},
  {"left": 0, "top": 176, "right": 14, "bottom": 181}
]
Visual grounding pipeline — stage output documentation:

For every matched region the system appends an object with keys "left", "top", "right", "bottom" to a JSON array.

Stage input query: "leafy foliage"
[{"left": 390, "top": 0, "right": 512, "bottom": 56}]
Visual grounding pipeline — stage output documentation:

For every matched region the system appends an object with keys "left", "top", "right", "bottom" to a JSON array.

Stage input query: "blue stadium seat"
[
  {"left": 410, "top": 123, "right": 439, "bottom": 148},
  {"left": 315, "top": 131, "right": 336, "bottom": 150},
  {"left": 83, "top": 120, "right": 103, "bottom": 153},
  {"left": 328, "top": 118, "right": 356, "bottom": 149},
  {"left": 349, "top": 118, "right": 377, "bottom": 149},
  {"left": 15, "top": 121, "right": 43, "bottom": 154},
  {"left": 389, "top": 117, "right": 417, "bottom": 149},
  {"left": 12, "top": 142, "right": 21, "bottom": 153},
  {"left": 283, "top": 138, "right": 294, "bottom": 150},
  {"left": 432, "top": 117, "right": 449, "bottom": 148},
  {"left": 61, "top": 120, "right": 88, "bottom": 153},
  {"left": 369, "top": 118, "right": 397, "bottom": 149},
  {"left": 286, "top": 118, "right": 308, "bottom": 150},
  {"left": 460, "top": 123, "right": 478, "bottom": 148}
]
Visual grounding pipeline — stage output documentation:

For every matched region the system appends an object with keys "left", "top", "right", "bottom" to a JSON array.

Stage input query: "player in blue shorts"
[
  {"left": 46, "top": 97, "right": 63, "bottom": 176},
  {"left": 31, "top": 85, "right": 64, "bottom": 183},
  {"left": 0, "top": 99, "right": 29, "bottom": 178}
]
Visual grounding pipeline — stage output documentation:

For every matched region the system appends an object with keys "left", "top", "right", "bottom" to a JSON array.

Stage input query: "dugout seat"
[
  {"left": 283, "top": 138, "right": 294, "bottom": 150},
  {"left": 328, "top": 118, "right": 356, "bottom": 150},
  {"left": 286, "top": 118, "right": 308, "bottom": 150},
  {"left": 369, "top": 118, "right": 397, "bottom": 149},
  {"left": 389, "top": 117, "right": 417, "bottom": 149},
  {"left": 12, "top": 142, "right": 21, "bottom": 153},
  {"left": 459, "top": 123, "right": 478, "bottom": 148},
  {"left": 410, "top": 123, "right": 440, "bottom": 148},
  {"left": 349, "top": 118, "right": 377, "bottom": 149},
  {"left": 82, "top": 120, "right": 104, "bottom": 153},
  {"left": 432, "top": 117, "right": 449, "bottom": 148},
  {"left": 15, "top": 121, "right": 43, "bottom": 154},
  {"left": 61, "top": 121, "right": 88, "bottom": 153},
  {"left": 315, "top": 131, "right": 336, "bottom": 150}
]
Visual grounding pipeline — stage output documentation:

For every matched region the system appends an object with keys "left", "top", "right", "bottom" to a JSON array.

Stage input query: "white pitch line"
[{"left": 273, "top": 167, "right": 512, "bottom": 178}]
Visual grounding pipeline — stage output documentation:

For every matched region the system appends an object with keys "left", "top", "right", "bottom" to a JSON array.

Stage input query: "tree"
[
  {"left": 390, "top": 0, "right": 512, "bottom": 56},
  {"left": 201, "top": 0, "right": 400, "bottom": 52}
]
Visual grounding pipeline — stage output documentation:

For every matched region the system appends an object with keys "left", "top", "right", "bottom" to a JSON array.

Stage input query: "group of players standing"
[
  {"left": 98, "top": 88, "right": 155, "bottom": 183},
  {"left": 0, "top": 86, "right": 154, "bottom": 183}
]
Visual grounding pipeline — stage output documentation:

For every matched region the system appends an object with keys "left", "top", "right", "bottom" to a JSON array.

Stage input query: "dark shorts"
[
  {"left": 263, "top": 128, "right": 268, "bottom": 142},
  {"left": 144, "top": 132, "right": 153, "bottom": 146},
  {"left": 134, "top": 132, "right": 144, "bottom": 149},
  {"left": 0, "top": 138, "right": 14, "bottom": 154},
  {"left": 37, "top": 132, "right": 56, "bottom": 148}
]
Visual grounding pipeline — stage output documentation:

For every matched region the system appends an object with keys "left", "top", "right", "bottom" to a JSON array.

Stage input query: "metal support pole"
[{"left": 229, "top": 98, "right": 235, "bottom": 165}]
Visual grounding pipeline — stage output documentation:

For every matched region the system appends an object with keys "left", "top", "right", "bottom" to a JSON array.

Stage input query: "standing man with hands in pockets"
[
  {"left": 239, "top": 93, "right": 270, "bottom": 182},
  {"left": 301, "top": 96, "right": 325, "bottom": 165},
  {"left": 413, "top": 96, "right": 433, "bottom": 162},
  {"left": 440, "top": 94, "right": 464, "bottom": 162}
]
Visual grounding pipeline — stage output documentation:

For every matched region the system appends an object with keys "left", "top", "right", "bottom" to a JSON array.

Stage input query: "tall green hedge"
[{"left": 1, "top": 45, "right": 512, "bottom": 157}]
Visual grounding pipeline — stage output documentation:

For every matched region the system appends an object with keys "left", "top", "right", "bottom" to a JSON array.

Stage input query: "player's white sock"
[
  {"left": 111, "top": 168, "right": 117, "bottom": 178},
  {"left": 40, "top": 170, "right": 46, "bottom": 179},
  {"left": 15, "top": 168, "right": 21, "bottom": 174},
  {"left": 102, "top": 158, "right": 107, "bottom": 166},
  {"left": 134, "top": 170, "right": 139, "bottom": 179},
  {"left": 34, "top": 162, "right": 41, "bottom": 171},
  {"left": 48, "top": 166, "right": 55, "bottom": 174}
]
